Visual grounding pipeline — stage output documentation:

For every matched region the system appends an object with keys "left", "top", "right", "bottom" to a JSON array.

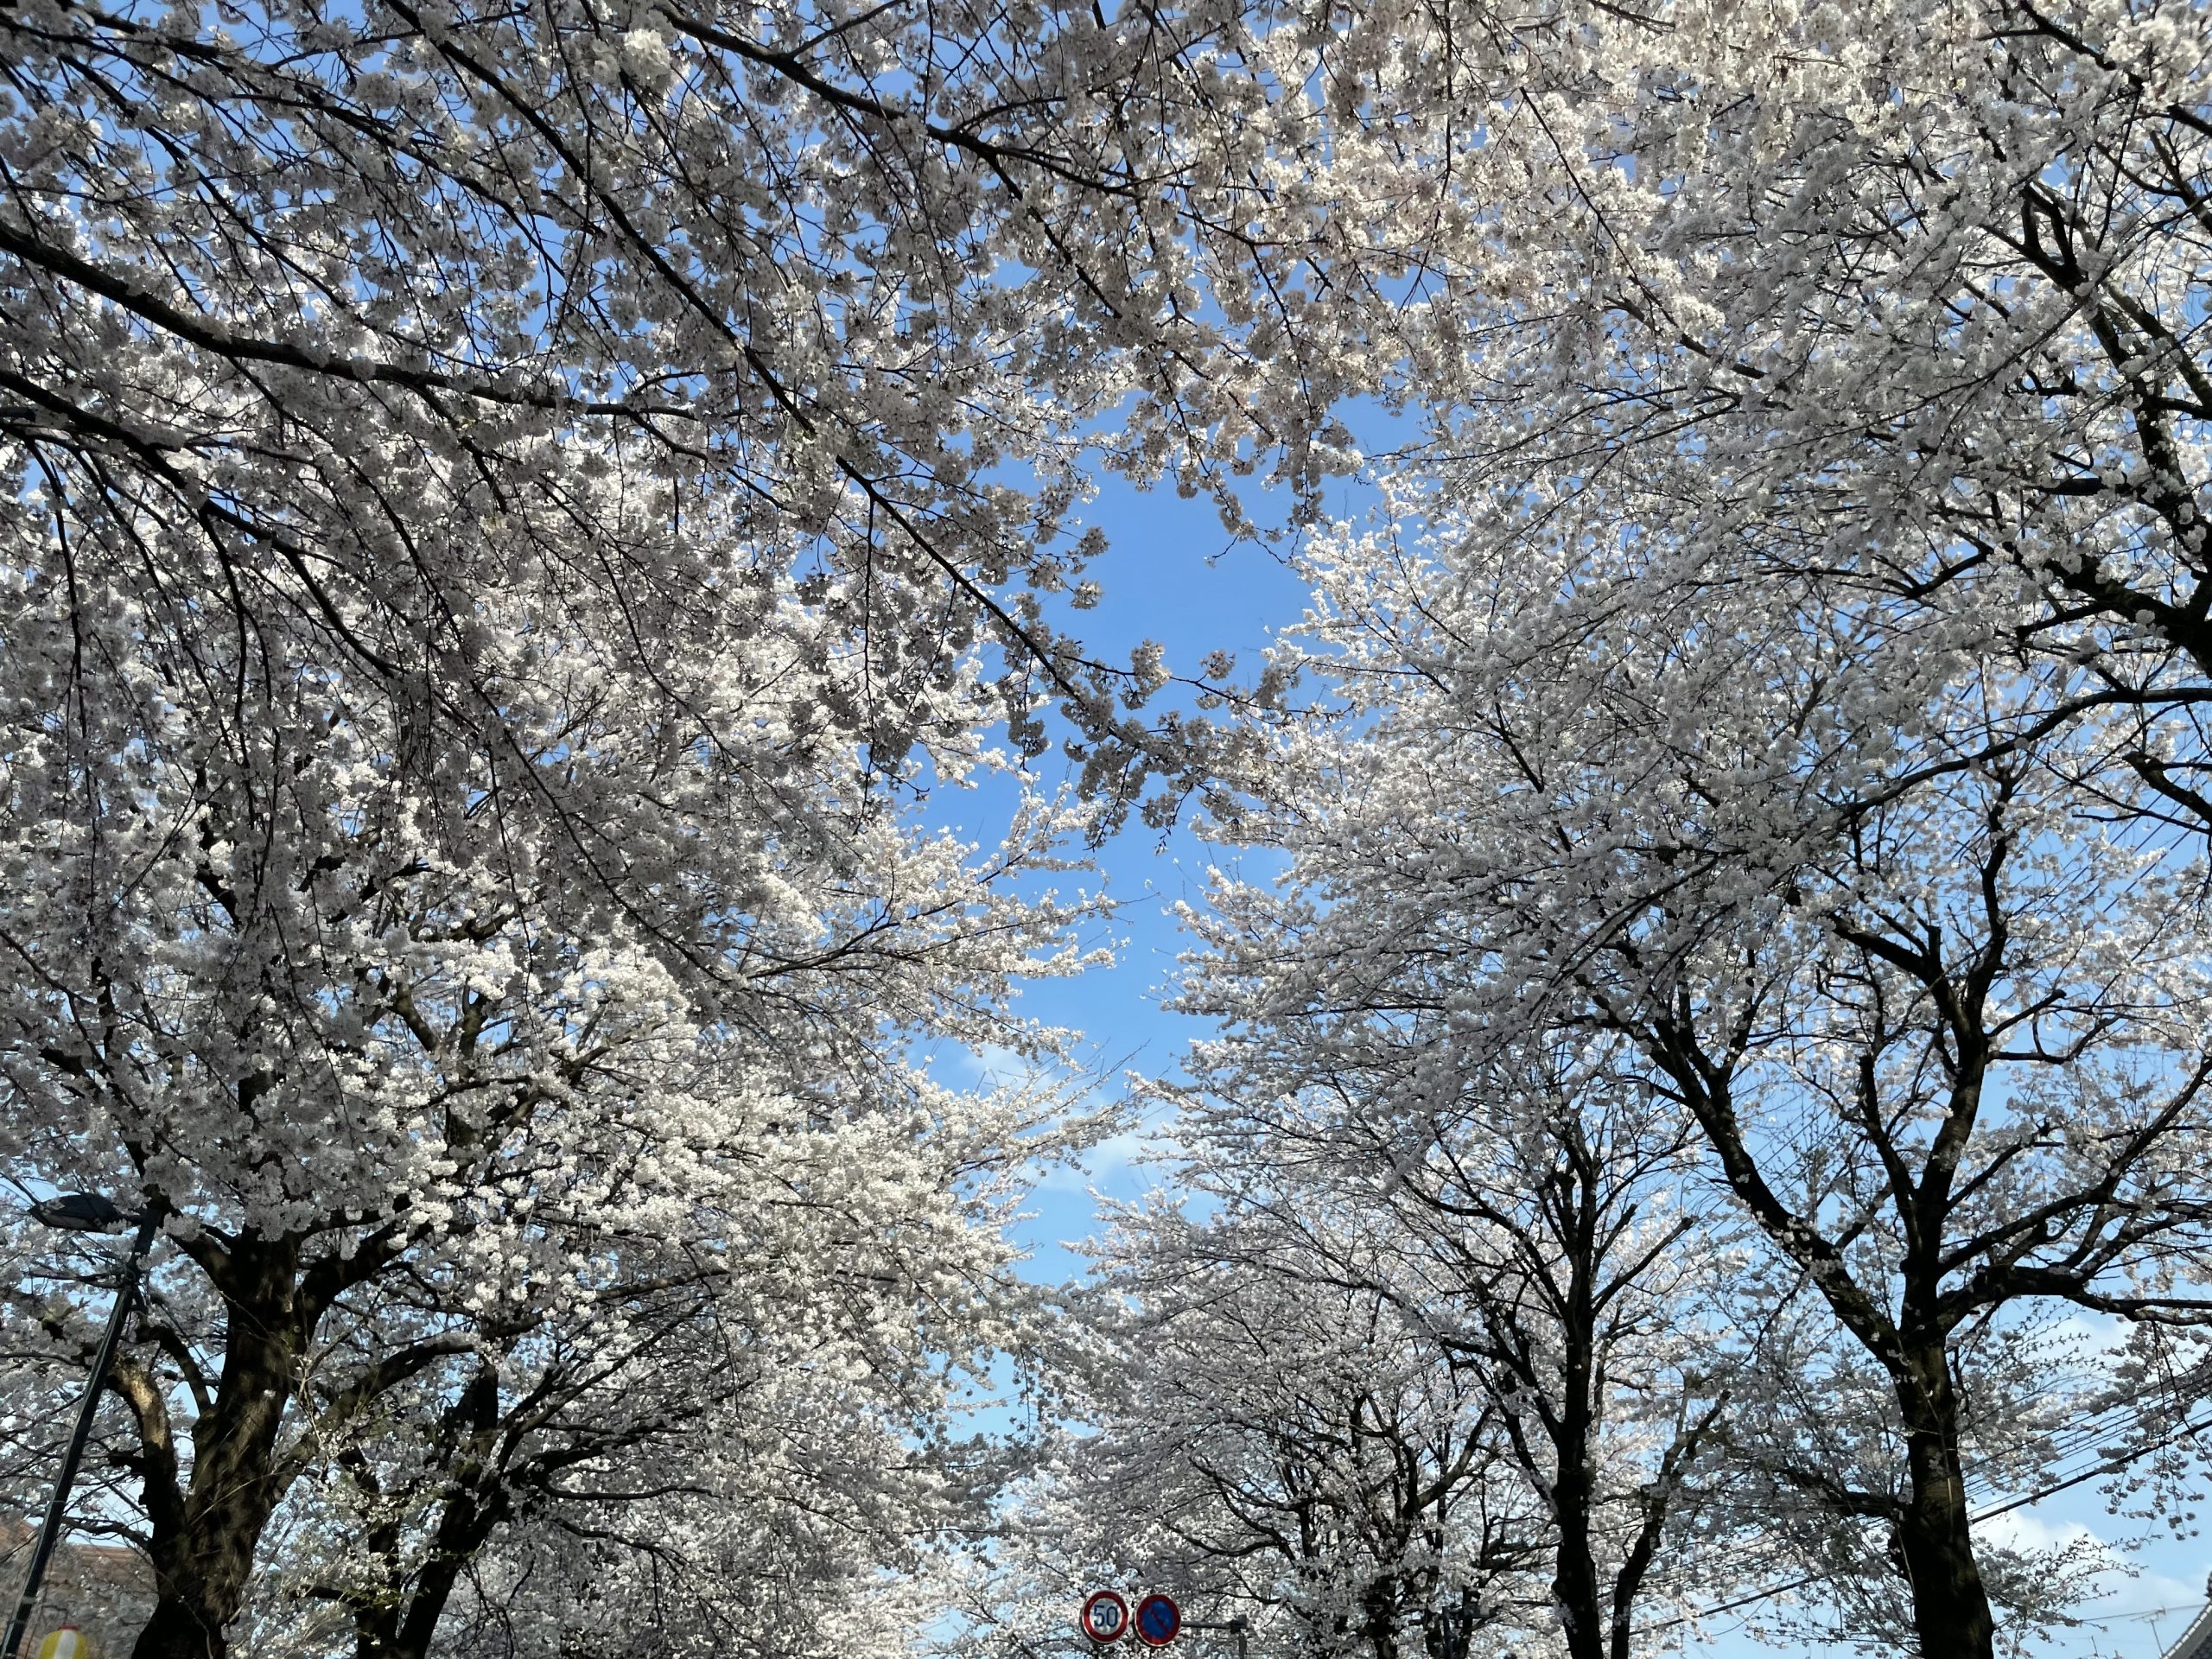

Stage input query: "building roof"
[{"left": 2161, "top": 1589, "right": 2212, "bottom": 1659}]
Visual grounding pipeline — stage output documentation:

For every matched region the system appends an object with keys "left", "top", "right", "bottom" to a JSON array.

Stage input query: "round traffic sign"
[
  {"left": 1135, "top": 1595, "right": 1180, "bottom": 1648},
  {"left": 1080, "top": 1591, "right": 1130, "bottom": 1643}
]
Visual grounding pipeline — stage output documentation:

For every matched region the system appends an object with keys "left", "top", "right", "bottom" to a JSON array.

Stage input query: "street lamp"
[{"left": 0, "top": 1200, "right": 159, "bottom": 1659}]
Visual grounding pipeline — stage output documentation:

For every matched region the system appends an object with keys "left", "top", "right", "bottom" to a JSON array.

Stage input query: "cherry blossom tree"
[
  {"left": 22, "top": 7, "right": 2212, "bottom": 1659},
  {"left": 1371, "top": 0, "right": 2212, "bottom": 846},
  {"left": 950, "top": 1047, "right": 1752, "bottom": 1659},
  {"left": 1, "top": 1, "right": 1387, "bottom": 1648},
  {"left": 257, "top": 1091, "right": 1039, "bottom": 1659},
  {"left": 1136, "top": 3, "right": 2212, "bottom": 1647},
  {"left": 0, "top": 425, "right": 1106, "bottom": 1659},
  {"left": 1163, "top": 957, "right": 1745, "bottom": 1659},
  {"left": 944, "top": 1223, "right": 1541, "bottom": 1659},
  {"left": 0, "top": 0, "right": 1430, "bottom": 822},
  {"left": 973, "top": 3, "right": 2212, "bottom": 1647},
  {"left": 1210, "top": 483, "right": 2212, "bottom": 1656}
]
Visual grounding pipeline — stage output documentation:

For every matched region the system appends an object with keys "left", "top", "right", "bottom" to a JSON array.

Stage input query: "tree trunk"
[
  {"left": 130, "top": 1598, "right": 226, "bottom": 1659},
  {"left": 1360, "top": 1570, "right": 1402, "bottom": 1659},
  {"left": 1549, "top": 1465, "right": 1607, "bottom": 1659},
  {"left": 1548, "top": 1356, "right": 1606, "bottom": 1659},
  {"left": 1893, "top": 1344, "right": 1995, "bottom": 1659},
  {"left": 130, "top": 1239, "right": 306, "bottom": 1659},
  {"left": 1549, "top": 1160, "right": 1607, "bottom": 1659}
]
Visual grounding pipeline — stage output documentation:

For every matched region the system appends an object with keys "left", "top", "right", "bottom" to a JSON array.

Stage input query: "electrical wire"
[
  {"left": 1640, "top": 1370, "right": 2203, "bottom": 1618},
  {"left": 1647, "top": 1402, "right": 2212, "bottom": 1634}
]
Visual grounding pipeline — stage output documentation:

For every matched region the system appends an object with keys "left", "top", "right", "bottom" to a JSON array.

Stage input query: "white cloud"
[
  {"left": 1982, "top": 1507, "right": 2104, "bottom": 1556},
  {"left": 1032, "top": 1128, "right": 1153, "bottom": 1194},
  {"left": 943, "top": 1041, "right": 1039, "bottom": 1087}
]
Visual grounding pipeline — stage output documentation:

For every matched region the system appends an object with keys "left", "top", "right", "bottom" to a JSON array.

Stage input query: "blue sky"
[
  {"left": 986, "top": 465, "right": 1316, "bottom": 1277},
  {"left": 944, "top": 464, "right": 2211, "bottom": 1659}
]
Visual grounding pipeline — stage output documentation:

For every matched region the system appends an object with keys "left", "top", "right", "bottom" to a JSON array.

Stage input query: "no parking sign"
[{"left": 1134, "top": 1596, "right": 1181, "bottom": 1648}]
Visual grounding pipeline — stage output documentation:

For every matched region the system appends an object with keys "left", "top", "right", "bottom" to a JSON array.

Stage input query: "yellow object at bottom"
[{"left": 35, "top": 1626, "right": 94, "bottom": 1659}]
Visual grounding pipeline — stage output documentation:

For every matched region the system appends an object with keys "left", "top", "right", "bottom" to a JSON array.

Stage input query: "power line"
[
  {"left": 1653, "top": 1373, "right": 2207, "bottom": 1619},
  {"left": 1648, "top": 1403, "right": 2212, "bottom": 1636}
]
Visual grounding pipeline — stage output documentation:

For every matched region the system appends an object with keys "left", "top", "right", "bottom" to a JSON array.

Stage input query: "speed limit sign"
[{"left": 1080, "top": 1592, "right": 1130, "bottom": 1643}]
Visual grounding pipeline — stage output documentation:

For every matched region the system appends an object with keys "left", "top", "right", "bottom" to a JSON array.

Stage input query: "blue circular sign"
[{"left": 1135, "top": 1595, "right": 1180, "bottom": 1648}]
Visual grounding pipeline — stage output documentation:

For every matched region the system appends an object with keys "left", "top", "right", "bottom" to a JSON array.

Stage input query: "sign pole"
[{"left": 2, "top": 1212, "right": 158, "bottom": 1659}]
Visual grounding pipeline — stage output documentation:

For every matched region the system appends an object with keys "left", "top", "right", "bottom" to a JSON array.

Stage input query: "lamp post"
[{"left": 0, "top": 1199, "right": 158, "bottom": 1659}]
